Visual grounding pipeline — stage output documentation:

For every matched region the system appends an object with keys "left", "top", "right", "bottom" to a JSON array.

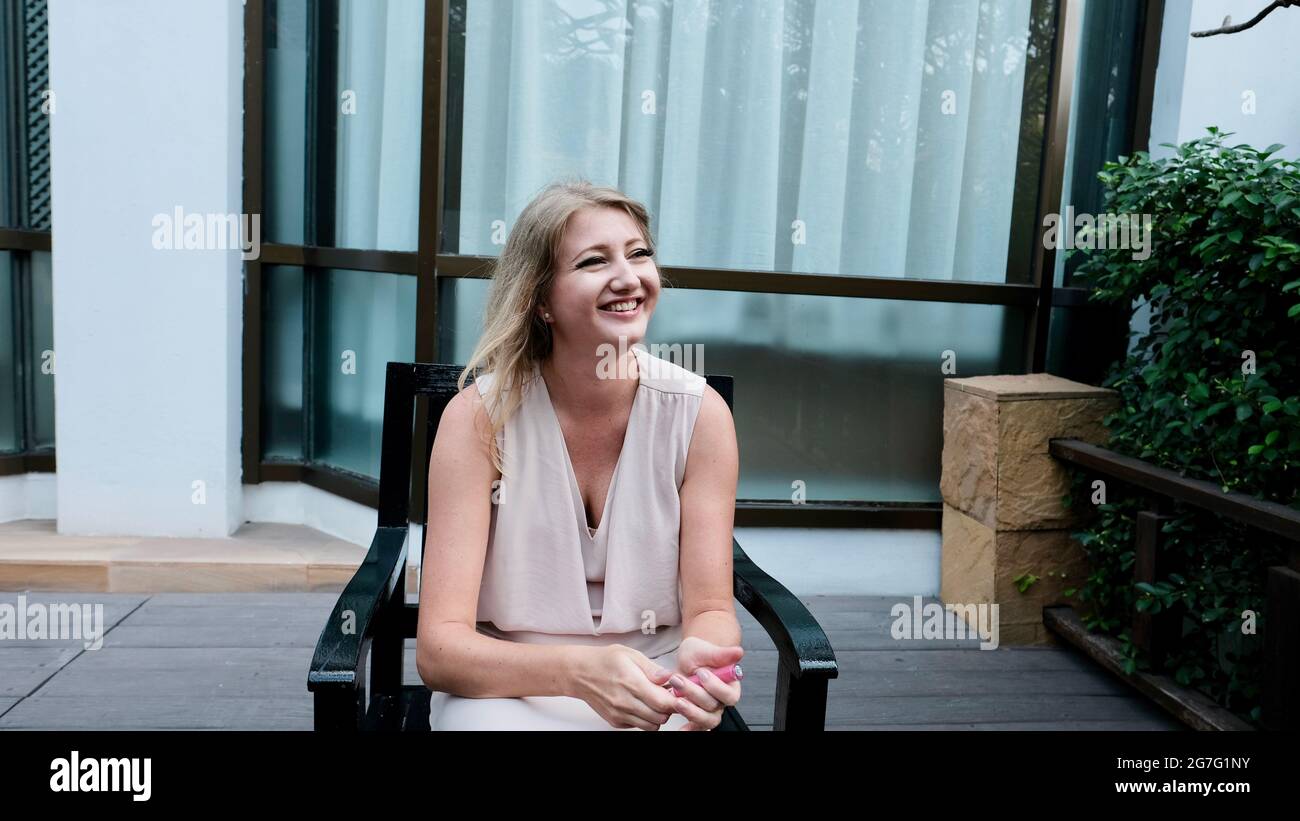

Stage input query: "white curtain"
[
  {"left": 261, "top": 0, "right": 423, "bottom": 474},
  {"left": 336, "top": 0, "right": 425, "bottom": 251},
  {"left": 324, "top": 0, "right": 423, "bottom": 475},
  {"left": 455, "top": 0, "right": 1033, "bottom": 357}
]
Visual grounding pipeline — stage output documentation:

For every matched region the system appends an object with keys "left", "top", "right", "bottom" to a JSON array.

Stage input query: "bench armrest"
[
  {"left": 308, "top": 525, "right": 409, "bottom": 730},
  {"left": 732, "top": 537, "right": 838, "bottom": 729}
]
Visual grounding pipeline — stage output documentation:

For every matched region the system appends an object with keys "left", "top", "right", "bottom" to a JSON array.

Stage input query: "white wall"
[
  {"left": 47, "top": 0, "right": 244, "bottom": 537},
  {"left": 1126, "top": 0, "right": 1300, "bottom": 347},
  {"left": 0, "top": 474, "right": 57, "bottom": 522},
  {"left": 1152, "top": 0, "right": 1300, "bottom": 159}
]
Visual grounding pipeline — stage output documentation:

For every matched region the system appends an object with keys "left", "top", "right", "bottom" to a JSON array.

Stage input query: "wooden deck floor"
[{"left": 0, "top": 590, "right": 1185, "bottom": 730}]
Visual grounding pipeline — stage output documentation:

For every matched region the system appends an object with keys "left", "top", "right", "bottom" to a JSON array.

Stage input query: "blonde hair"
[{"left": 457, "top": 178, "right": 664, "bottom": 478}]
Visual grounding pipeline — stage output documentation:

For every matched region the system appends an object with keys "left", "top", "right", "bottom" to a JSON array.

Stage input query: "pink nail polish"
[{"left": 666, "top": 662, "right": 743, "bottom": 697}]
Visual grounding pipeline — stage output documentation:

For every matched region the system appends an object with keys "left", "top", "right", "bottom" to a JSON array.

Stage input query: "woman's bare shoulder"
[
  {"left": 684, "top": 384, "right": 738, "bottom": 473},
  {"left": 694, "top": 384, "right": 736, "bottom": 439},
  {"left": 445, "top": 380, "right": 496, "bottom": 419},
  {"left": 432, "top": 383, "right": 498, "bottom": 469}
]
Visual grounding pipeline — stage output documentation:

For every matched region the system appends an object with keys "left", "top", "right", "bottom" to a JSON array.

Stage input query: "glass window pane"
[
  {"left": 0, "top": 252, "right": 17, "bottom": 452},
  {"left": 312, "top": 268, "right": 417, "bottom": 478},
  {"left": 0, "top": 250, "right": 53, "bottom": 453},
  {"left": 264, "top": 0, "right": 309, "bottom": 246},
  {"left": 29, "top": 250, "right": 53, "bottom": 448},
  {"left": 263, "top": 0, "right": 425, "bottom": 251},
  {"left": 1046, "top": 303, "right": 1127, "bottom": 386},
  {"left": 439, "top": 277, "right": 1026, "bottom": 501},
  {"left": 1045, "top": 0, "right": 1149, "bottom": 383},
  {"left": 444, "top": 0, "right": 1055, "bottom": 283},
  {"left": 262, "top": 265, "right": 305, "bottom": 460},
  {"left": 1053, "top": 0, "right": 1146, "bottom": 288}
]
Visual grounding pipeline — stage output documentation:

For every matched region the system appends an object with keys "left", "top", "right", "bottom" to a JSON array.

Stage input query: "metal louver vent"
[{"left": 23, "top": 0, "right": 50, "bottom": 230}]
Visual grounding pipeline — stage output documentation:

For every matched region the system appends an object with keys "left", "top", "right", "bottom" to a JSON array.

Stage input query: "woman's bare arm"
[
  {"left": 415, "top": 384, "right": 589, "bottom": 698},
  {"left": 677, "top": 384, "right": 743, "bottom": 648}
]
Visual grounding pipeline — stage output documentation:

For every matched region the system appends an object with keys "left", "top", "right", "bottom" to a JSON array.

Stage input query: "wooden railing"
[{"left": 1047, "top": 438, "right": 1300, "bottom": 731}]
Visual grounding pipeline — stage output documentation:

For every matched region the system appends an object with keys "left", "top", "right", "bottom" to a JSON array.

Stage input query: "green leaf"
[{"left": 1060, "top": 131, "right": 1300, "bottom": 724}]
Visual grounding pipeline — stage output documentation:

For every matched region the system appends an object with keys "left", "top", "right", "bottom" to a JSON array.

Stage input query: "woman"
[{"left": 416, "top": 180, "right": 744, "bottom": 730}]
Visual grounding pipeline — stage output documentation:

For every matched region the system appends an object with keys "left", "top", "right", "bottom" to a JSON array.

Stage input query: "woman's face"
[{"left": 541, "top": 205, "right": 660, "bottom": 355}]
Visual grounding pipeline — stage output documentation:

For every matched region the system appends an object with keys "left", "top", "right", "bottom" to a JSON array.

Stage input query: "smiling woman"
[{"left": 415, "top": 180, "right": 743, "bottom": 731}]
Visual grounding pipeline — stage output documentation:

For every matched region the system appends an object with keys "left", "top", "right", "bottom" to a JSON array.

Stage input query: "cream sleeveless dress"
[{"left": 427, "top": 345, "right": 707, "bottom": 730}]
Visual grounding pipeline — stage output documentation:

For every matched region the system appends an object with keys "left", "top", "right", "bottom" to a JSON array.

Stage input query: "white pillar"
[{"left": 48, "top": 0, "right": 244, "bottom": 537}]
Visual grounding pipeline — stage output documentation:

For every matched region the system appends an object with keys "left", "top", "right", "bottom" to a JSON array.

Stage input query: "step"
[{"left": 0, "top": 519, "right": 419, "bottom": 595}]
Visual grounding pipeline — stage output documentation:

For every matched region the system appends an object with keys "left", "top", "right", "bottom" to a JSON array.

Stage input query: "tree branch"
[{"left": 1191, "top": 0, "right": 1297, "bottom": 38}]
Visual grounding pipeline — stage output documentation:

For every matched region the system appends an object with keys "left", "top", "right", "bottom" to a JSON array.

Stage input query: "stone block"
[
  {"left": 941, "top": 503, "right": 1093, "bottom": 646},
  {"left": 942, "top": 374, "right": 1117, "bottom": 531}
]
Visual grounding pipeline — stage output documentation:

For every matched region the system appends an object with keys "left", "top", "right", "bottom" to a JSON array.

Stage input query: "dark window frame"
[
  {"left": 240, "top": 0, "right": 1165, "bottom": 528},
  {"left": 0, "top": 0, "right": 53, "bottom": 476}
]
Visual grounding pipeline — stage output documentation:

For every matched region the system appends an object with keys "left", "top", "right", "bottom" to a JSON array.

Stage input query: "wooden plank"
[
  {"left": 736, "top": 664, "right": 1134, "bottom": 699},
  {"left": 797, "top": 647, "right": 1107, "bottom": 674},
  {"left": 407, "top": 643, "right": 1168, "bottom": 728},
  {"left": 122, "top": 604, "right": 331, "bottom": 625},
  {"left": 776, "top": 633, "right": 983, "bottom": 652},
  {"left": 1264, "top": 565, "right": 1300, "bottom": 730},
  {"left": 740, "top": 607, "right": 979, "bottom": 633},
  {"left": 829, "top": 720, "right": 1183, "bottom": 731},
  {"left": 0, "top": 591, "right": 145, "bottom": 646},
  {"left": 0, "top": 695, "right": 312, "bottom": 730},
  {"left": 0, "top": 591, "right": 148, "bottom": 607},
  {"left": 813, "top": 694, "right": 1182, "bottom": 726},
  {"left": 735, "top": 612, "right": 986, "bottom": 651},
  {"left": 1043, "top": 605, "right": 1255, "bottom": 730},
  {"left": 784, "top": 595, "right": 954, "bottom": 614},
  {"left": 1133, "top": 510, "right": 1180, "bottom": 667},
  {"left": 660, "top": 645, "right": 1114, "bottom": 679},
  {"left": 741, "top": 645, "right": 1176, "bottom": 727},
  {"left": 0, "top": 590, "right": 1187, "bottom": 730},
  {"left": 121, "top": 610, "right": 327, "bottom": 628},
  {"left": 1050, "top": 439, "right": 1300, "bottom": 543},
  {"left": 0, "top": 646, "right": 82, "bottom": 698},
  {"left": 105, "top": 623, "right": 323, "bottom": 649},
  {"left": 31, "top": 647, "right": 315, "bottom": 699},
  {"left": 143, "top": 592, "right": 341, "bottom": 608}
]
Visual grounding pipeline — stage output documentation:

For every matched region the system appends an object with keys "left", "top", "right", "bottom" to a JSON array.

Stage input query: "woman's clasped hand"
[{"left": 572, "top": 637, "right": 743, "bottom": 731}]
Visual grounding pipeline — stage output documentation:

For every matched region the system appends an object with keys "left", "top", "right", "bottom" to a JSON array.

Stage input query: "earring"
[{"left": 544, "top": 312, "right": 552, "bottom": 321}]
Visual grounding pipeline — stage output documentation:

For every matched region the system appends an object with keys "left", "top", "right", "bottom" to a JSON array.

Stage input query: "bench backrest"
[{"left": 374, "top": 360, "right": 732, "bottom": 565}]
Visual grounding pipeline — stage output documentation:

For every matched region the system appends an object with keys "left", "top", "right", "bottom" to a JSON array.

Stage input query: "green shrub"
[{"left": 1067, "top": 129, "right": 1300, "bottom": 725}]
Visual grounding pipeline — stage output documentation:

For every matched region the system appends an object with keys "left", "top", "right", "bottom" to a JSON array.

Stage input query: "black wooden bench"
[{"left": 309, "top": 361, "right": 839, "bottom": 731}]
